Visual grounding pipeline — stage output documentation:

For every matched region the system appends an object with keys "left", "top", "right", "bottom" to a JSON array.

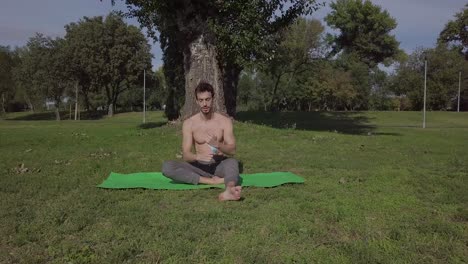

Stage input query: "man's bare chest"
[{"left": 192, "top": 123, "right": 223, "bottom": 144}]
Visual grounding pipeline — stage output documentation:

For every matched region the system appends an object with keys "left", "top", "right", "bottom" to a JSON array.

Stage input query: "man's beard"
[{"left": 201, "top": 107, "right": 211, "bottom": 114}]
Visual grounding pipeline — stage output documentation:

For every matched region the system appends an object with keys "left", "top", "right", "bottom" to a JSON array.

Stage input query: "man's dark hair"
[{"left": 195, "top": 82, "right": 214, "bottom": 99}]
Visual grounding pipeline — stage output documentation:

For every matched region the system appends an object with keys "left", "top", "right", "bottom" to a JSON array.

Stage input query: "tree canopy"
[
  {"left": 1, "top": 2, "right": 467, "bottom": 116},
  {"left": 111, "top": 0, "right": 321, "bottom": 119},
  {"left": 438, "top": 4, "right": 468, "bottom": 60},
  {"left": 65, "top": 13, "right": 152, "bottom": 116},
  {"left": 9, "top": 14, "right": 152, "bottom": 119},
  {"left": 325, "top": 0, "right": 401, "bottom": 68}
]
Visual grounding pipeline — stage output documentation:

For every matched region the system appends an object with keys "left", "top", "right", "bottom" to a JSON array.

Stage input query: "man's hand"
[
  {"left": 196, "top": 152, "right": 214, "bottom": 163},
  {"left": 204, "top": 133, "right": 219, "bottom": 148}
]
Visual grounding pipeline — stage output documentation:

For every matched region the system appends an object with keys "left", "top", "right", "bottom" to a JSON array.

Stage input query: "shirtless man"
[{"left": 162, "top": 82, "right": 242, "bottom": 201}]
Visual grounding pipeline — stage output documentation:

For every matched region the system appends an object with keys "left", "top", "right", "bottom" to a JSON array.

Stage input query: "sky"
[{"left": 0, "top": 0, "right": 466, "bottom": 70}]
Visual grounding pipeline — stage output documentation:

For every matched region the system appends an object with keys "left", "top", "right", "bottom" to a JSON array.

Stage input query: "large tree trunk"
[
  {"left": 83, "top": 91, "right": 91, "bottom": 111},
  {"left": 162, "top": 50, "right": 185, "bottom": 121},
  {"left": 54, "top": 100, "right": 61, "bottom": 121},
  {"left": 223, "top": 63, "right": 242, "bottom": 118},
  {"left": 269, "top": 74, "right": 283, "bottom": 111},
  {"left": 24, "top": 94, "right": 34, "bottom": 112},
  {"left": 181, "top": 34, "right": 226, "bottom": 120},
  {"left": 106, "top": 85, "right": 114, "bottom": 117},
  {"left": 1, "top": 92, "right": 5, "bottom": 116},
  {"left": 108, "top": 103, "right": 114, "bottom": 117}
]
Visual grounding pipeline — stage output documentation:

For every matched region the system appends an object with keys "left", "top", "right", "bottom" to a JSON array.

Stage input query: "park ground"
[{"left": 1, "top": 111, "right": 467, "bottom": 263}]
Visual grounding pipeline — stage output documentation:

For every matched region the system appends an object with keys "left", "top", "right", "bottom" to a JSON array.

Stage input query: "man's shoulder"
[
  {"left": 182, "top": 115, "right": 197, "bottom": 128},
  {"left": 214, "top": 112, "right": 232, "bottom": 124}
]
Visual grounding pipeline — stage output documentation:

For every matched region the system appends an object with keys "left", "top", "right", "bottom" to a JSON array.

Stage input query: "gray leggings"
[{"left": 162, "top": 157, "right": 239, "bottom": 185}]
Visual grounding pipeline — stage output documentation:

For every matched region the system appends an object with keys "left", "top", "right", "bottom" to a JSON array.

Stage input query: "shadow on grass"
[
  {"left": 236, "top": 111, "right": 401, "bottom": 136},
  {"left": 138, "top": 121, "right": 167, "bottom": 129},
  {"left": 6, "top": 110, "right": 107, "bottom": 121}
]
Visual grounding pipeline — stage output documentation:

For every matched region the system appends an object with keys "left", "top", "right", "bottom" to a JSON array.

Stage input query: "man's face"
[{"left": 196, "top": 91, "right": 213, "bottom": 114}]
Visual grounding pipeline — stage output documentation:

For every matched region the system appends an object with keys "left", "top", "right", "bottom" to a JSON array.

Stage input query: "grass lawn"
[{"left": 1, "top": 111, "right": 467, "bottom": 263}]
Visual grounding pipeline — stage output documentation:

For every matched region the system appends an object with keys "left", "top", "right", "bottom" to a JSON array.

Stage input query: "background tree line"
[
  {"left": 236, "top": 1, "right": 467, "bottom": 112},
  {"left": 1, "top": 1, "right": 467, "bottom": 120},
  {"left": 0, "top": 13, "right": 153, "bottom": 120}
]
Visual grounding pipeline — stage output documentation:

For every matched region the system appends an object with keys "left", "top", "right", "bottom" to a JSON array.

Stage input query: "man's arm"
[
  {"left": 182, "top": 119, "right": 197, "bottom": 162},
  {"left": 218, "top": 118, "right": 236, "bottom": 155}
]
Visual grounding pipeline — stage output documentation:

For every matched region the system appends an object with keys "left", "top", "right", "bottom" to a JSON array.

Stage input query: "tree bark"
[
  {"left": 54, "top": 100, "right": 61, "bottom": 121},
  {"left": 106, "top": 85, "right": 115, "bottom": 117},
  {"left": 83, "top": 91, "right": 91, "bottom": 111},
  {"left": 1, "top": 92, "right": 5, "bottom": 116},
  {"left": 223, "top": 63, "right": 242, "bottom": 118},
  {"left": 24, "top": 95, "right": 34, "bottom": 113},
  {"left": 112, "top": 96, "right": 118, "bottom": 115},
  {"left": 108, "top": 103, "right": 114, "bottom": 117},
  {"left": 181, "top": 34, "right": 226, "bottom": 120},
  {"left": 269, "top": 74, "right": 283, "bottom": 111}
]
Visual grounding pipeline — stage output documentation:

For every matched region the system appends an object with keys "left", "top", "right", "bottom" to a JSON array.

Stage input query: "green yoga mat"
[{"left": 97, "top": 171, "right": 304, "bottom": 190}]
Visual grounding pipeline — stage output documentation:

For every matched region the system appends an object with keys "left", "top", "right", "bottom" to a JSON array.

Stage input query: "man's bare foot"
[
  {"left": 211, "top": 176, "right": 224, "bottom": 185},
  {"left": 218, "top": 182, "right": 242, "bottom": 201},
  {"left": 199, "top": 176, "right": 224, "bottom": 185}
]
